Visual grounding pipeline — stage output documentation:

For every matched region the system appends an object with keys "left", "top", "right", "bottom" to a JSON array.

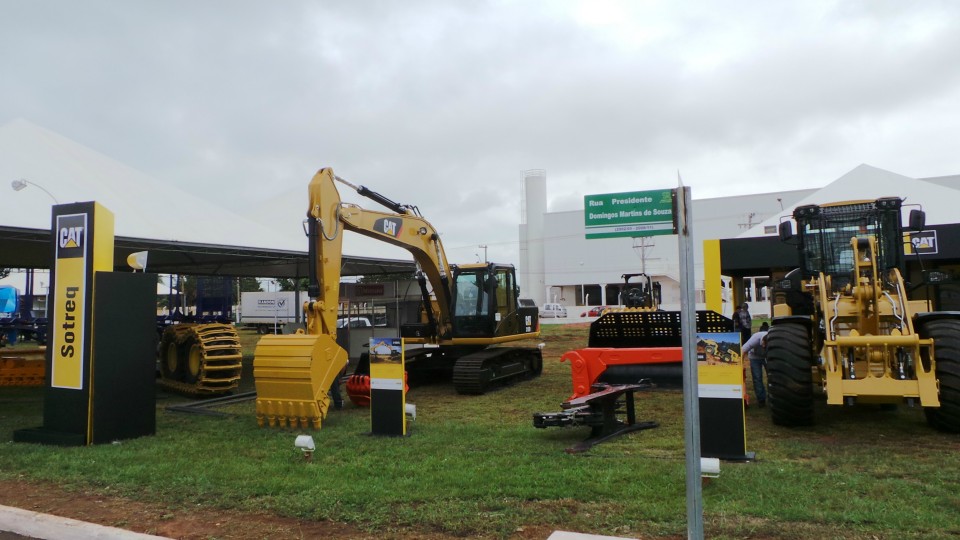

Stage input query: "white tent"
[
  {"left": 737, "top": 164, "right": 960, "bottom": 238},
  {"left": 0, "top": 119, "right": 415, "bottom": 279},
  {"left": 0, "top": 118, "right": 299, "bottom": 250}
]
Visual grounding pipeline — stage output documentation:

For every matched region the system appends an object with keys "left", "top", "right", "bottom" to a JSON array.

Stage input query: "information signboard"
[
  {"left": 370, "top": 337, "right": 406, "bottom": 436},
  {"left": 584, "top": 189, "right": 676, "bottom": 239}
]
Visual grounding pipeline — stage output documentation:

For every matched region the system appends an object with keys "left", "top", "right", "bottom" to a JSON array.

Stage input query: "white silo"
[{"left": 518, "top": 169, "right": 547, "bottom": 306}]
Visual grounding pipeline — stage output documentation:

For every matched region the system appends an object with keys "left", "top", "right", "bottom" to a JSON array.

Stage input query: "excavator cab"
[{"left": 450, "top": 264, "right": 532, "bottom": 339}]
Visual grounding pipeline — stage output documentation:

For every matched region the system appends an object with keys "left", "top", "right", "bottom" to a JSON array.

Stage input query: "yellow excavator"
[{"left": 253, "top": 168, "right": 542, "bottom": 428}]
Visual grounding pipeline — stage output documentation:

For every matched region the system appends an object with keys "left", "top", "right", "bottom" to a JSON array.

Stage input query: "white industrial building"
[{"left": 518, "top": 165, "right": 960, "bottom": 318}]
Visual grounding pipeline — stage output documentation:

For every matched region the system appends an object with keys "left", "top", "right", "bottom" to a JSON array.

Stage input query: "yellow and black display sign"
[
  {"left": 697, "top": 331, "right": 752, "bottom": 460},
  {"left": 50, "top": 204, "right": 114, "bottom": 390},
  {"left": 15, "top": 201, "right": 159, "bottom": 447},
  {"left": 369, "top": 337, "right": 406, "bottom": 436},
  {"left": 51, "top": 212, "right": 89, "bottom": 389}
]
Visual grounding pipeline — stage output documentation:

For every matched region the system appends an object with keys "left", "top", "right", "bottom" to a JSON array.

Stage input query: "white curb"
[{"left": 0, "top": 504, "right": 172, "bottom": 540}]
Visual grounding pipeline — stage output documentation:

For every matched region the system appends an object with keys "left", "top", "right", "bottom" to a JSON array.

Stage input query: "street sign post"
[{"left": 584, "top": 184, "right": 703, "bottom": 539}]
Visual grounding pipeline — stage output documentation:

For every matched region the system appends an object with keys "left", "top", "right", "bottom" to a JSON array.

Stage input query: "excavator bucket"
[{"left": 253, "top": 331, "right": 348, "bottom": 429}]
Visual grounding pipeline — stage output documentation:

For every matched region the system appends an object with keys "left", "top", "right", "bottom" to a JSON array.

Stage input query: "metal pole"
[{"left": 677, "top": 184, "right": 704, "bottom": 539}]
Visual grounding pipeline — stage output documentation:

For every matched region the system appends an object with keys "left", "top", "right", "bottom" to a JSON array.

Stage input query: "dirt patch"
[
  {"left": 0, "top": 478, "right": 416, "bottom": 539},
  {"left": 0, "top": 478, "right": 566, "bottom": 539}
]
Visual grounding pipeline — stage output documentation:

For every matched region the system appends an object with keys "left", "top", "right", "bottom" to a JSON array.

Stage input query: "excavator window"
[
  {"left": 451, "top": 270, "right": 493, "bottom": 337},
  {"left": 450, "top": 267, "right": 521, "bottom": 338},
  {"left": 496, "top": 270, "right": 514, "bottom": 320},
  {"left": 453, "top": 272, "right": 488, "bottom": 317}
]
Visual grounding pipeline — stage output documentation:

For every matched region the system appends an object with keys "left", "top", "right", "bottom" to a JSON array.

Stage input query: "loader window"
[{"left": 798, "top": 203, "right": 903, "bottom": 287}]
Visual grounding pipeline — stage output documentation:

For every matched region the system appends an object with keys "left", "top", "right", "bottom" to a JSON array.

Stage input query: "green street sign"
[{"left": 584, "top": 189, "right": 677, "bottom": 239}]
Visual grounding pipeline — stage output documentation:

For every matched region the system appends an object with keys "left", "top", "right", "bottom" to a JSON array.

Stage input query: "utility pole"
[
  {"left": 478, "top": 244, "right": 488, "bottom": 263},
  {"left": 632, "top": 237, "right": 655, "bottom": 274}
]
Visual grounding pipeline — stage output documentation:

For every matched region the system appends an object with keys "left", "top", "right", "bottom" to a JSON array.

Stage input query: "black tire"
[
  {"left": 159, "top": 330, "right": 183, "bottom": 382},
  {"left": 917, "top": 318, "right": 960, "bottom": 432},
  {"left": 766, "top": 321, "right": 815, "bottom": 426}
]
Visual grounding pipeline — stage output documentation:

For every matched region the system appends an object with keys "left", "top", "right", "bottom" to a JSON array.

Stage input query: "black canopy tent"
[{"left": 0, "top": 224, "right": 416, "bottom": 278}]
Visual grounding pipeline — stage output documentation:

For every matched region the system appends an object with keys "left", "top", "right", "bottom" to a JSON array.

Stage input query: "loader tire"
[
  {"left": 918, "top": 318, "right": 960, "bottom": 433},
  {"left": 159, "top": 331, "right": 183, "bottom": 381},
  {"left": 767, "top": 321, "right": 815, "bottom": 426}
]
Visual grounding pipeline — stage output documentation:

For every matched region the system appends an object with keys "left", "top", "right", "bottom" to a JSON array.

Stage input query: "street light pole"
[
  {"left": 11, "top": 179, "right": 60, "bottom": 204},
  {"left": 10, "top": 180, "right": 59, "bottom": 320}
]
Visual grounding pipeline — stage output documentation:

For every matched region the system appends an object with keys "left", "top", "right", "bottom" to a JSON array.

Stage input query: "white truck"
[{"left": 238, "top": 291, "right": 301, "bottom": 334}]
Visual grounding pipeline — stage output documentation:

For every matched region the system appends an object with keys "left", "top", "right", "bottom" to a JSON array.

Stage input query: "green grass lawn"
[{"left": 2, "top": 324, "right": 959, "bottom": 539}]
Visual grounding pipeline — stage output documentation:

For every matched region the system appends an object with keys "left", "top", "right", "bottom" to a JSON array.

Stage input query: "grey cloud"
[{"left": 3, "top": 0, "right": 960, "bottom": 269}]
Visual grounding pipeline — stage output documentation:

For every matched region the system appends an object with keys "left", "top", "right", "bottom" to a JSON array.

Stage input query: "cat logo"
[
  {"left": 374, "top": 217, "right": 403, "bottom": 238},
  {"left": 59, "top": 226, "right": 84, "bottom": 249},
  {"left": 56, "top": 214, "right": 88, "bottom": 259},
  {"left": 910, "top": 231, "right": 938, "bottom": 255}
]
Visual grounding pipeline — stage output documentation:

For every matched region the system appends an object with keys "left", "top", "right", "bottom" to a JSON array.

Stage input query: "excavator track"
[
  {"left": 452, "top": 346, "right": 542, "bottom": 395},
  {"left": 0, "top": 347, "right": 46, "bottom": 386},
  {"left": 158, "top": 323, "right": 243, "bottom": 396}
]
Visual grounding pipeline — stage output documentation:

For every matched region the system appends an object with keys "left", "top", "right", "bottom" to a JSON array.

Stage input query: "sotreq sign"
[{"left": 584, "top": 189, "right": 677, "bottom": 239}]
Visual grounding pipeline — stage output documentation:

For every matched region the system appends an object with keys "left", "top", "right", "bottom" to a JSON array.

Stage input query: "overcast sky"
[{"left": 3, "top": 1, "right": 960, "bottom": 267}]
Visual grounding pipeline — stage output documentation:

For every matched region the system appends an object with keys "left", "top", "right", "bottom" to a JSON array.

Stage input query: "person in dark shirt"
[{"left": 734, "top": 303, "right": 752, "bottom": 343}]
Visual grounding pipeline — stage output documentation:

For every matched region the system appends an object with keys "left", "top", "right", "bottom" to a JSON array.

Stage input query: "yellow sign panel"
[
  {"left": 369, "top": 337, "right": 406, "bottom": 435},
  {"left": 50, "top": 205, "right": 114, "bottom": 391},
  {"left": 51, "top": 213, "right": 89, "bottom": 389}
]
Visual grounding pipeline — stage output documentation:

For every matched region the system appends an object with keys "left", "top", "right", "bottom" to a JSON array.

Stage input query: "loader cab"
[
  {"left": 790, "top": 198, "right": 906, "bottom": 290},
  {"left": 621, "top": 273, "right": 661, "bottom": 309}
]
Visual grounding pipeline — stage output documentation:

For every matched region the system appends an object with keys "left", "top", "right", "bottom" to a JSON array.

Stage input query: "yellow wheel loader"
[
  {"left": 770, "top": 197, "right": 960, "bottom": 432},
  {"left": 253, "top": 168, "right": 541, "bottom": 429}
]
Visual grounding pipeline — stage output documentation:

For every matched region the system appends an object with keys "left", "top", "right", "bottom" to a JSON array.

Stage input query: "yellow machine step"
[{"left": 253, "top": 331, "right": 347, "bottom": 429}]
